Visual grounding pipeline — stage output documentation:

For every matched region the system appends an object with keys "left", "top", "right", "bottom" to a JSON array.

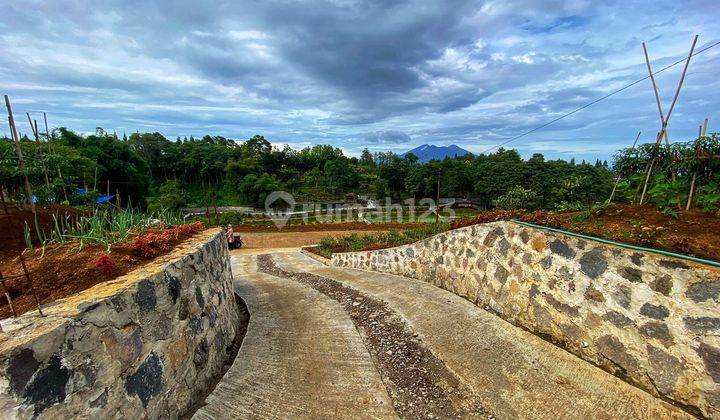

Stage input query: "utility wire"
[{"left": 479, "top": 39, "right": 720, "bottom": 154}]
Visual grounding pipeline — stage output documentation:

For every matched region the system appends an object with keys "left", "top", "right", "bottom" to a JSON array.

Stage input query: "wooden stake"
[
  {"left": 686, "top": 119, "right": 709, "bottom": 210},
  {"left": 5, "top": 95, "right": 35, "bottom": 213},
  {"left": 0, "top": 272, "right": 17, "bottom": 318},
  {"left": 639, "top": 36, "right": 699, "bottom": 205},
  {"left": 608, "top": 131, "right": 641, "bottom": 204},
  {"left": 642, "top": 43, "right": 670, "bottom": 145},
  {"left": 28, "top": 113, "right": 51, "bottom": 190},
  {"left": 0, "top": 186, "right": 8, "bottom": 214},
  {"left": 18, "top": 252, "right": 44, "bottom": 317}
]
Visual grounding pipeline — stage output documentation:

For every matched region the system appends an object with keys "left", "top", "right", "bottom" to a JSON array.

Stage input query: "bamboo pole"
[
  {"left": 608, "top": 131, "right": 641, "bottom": 204},
  {"left": 0, "top": 273, "right": 17, "bottom": 318},
  {"left": 28, "top": 113, "right": 51, "bottom": 189},
  {"left": 42, "top": 112, "right": 68, "bottom": 202},
  {"left": 642, "top": 43, "right": 670, "bottom": 146},
  {"left": 0, "top": 186, "right": 8, "bottom": 214},
  {"left": 639, "top": 36, "right": 699, "bottom": 205},
  {"left": 18, "top": 252, "right": 44, "bottom": 317},
  {"left": 5, "top": 95, "right": 35, "bottom": 213},
  {"left": 686, "top": 119, "right": 709, "bottom": 210}
]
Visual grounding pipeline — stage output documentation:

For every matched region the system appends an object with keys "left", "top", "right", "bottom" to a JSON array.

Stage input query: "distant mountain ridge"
[{"left": 403, "top": 144, "right": 472, "bottom": 163}]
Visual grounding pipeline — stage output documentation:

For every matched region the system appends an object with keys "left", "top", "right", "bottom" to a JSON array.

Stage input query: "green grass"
[{"left": 316, "top": 222, "right": 450, "bottom": 258}]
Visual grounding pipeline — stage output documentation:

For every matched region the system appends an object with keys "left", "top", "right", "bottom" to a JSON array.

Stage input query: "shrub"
[
  {"left": 647, "top": 175, "right": 687, "bottom": 218},
  {"left": 494, "top": 186, "right": 538, "bottom": 210},
  {"left": 95, "top": 254, "right": 116, "bottom": 275},
  {"left": 697, "top": 183, "right": 720, "bottom": 215}
]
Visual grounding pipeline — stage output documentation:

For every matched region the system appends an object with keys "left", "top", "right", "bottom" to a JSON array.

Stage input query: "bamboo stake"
[
  {"left": 0, "top": 272, "right": 17, "bottom": 318},
  {"left": 686, "top": 119, "right": 709, "bottom": 210},
  {"left": 639, "top": 36, "right": 699, "bottom": 205},
  {"left": 18, "top": 252, "right": 44, "bottom": 317},
  {"left": 608, "top": 131, "right": 641, "bottom": 204},
  {"left": 5, "top": 95, "right": 35, "bottom": 213},
  {"left": 642, "top": 43, "right": 670, "bottom": 145},
  {"left": 28, "top": 113, "right": 51, "bottom": 189},
  {"left": 42, "top": 112, "right": 68, "bottom": 202},
  {"left": 0, "top": 186, "right": 8, "bottom": 214}
]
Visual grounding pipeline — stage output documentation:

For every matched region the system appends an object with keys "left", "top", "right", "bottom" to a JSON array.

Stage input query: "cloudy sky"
[{"left": 1, "top": 0, "right": 719, "bottom": 162}]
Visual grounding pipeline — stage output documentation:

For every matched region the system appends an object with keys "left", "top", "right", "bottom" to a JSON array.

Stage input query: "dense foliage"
[
  {"left": 2, "top": 128, "right": 617, "bottom": 211},
  {"left": 612, "top": 134, "right": 720, "bottom": 215}
]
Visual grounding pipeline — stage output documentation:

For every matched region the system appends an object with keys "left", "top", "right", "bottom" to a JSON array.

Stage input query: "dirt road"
[{"left": 233, "top": 230, "right": 382, "bottom": 251}]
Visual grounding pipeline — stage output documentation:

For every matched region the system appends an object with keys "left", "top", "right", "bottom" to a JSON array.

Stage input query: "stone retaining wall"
[
  {"left": 332, "top": 221, "right": 720, "bottom": 417},
  {"left": 0, "top": 230, "right": 240, "bottom": 419}
]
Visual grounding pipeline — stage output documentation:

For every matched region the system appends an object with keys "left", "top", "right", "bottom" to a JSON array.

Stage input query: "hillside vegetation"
[{"left": 2, "top": 128, "right": 616, "bottom": 210}]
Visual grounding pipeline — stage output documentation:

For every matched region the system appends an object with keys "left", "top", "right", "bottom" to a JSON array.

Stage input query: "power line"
[{"left": 479, "top": 39, "right": 720, "bottom": 154}]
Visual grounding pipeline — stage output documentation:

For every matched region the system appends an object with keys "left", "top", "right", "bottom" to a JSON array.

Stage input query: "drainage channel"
[{"left": 257, "top": 254, "right": 489, "bottom": 420}]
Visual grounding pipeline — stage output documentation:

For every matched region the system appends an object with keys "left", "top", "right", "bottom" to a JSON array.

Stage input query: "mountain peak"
[{"left": 403, "top": 144, "right": 471, "bottom": 163}]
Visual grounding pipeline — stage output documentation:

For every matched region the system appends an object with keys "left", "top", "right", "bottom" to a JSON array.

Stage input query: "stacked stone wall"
[
  {"left": 332, "top": 221, "right": 720, "bottom": 417},
  {"left": 0, "top": 230, "right": 240, "bottom": 419}
]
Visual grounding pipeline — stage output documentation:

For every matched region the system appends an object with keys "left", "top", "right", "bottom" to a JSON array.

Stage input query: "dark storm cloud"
[{"left": 1, "top": 0, "right": 718, "bottom": 160}]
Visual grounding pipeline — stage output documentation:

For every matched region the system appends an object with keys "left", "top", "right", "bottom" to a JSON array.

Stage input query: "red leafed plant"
[
  {"left": 95, "top": 254, "right": 116, "bottom": 275},
  {"left": 133, "top": 222, "right": 204, "bottom": 259}
]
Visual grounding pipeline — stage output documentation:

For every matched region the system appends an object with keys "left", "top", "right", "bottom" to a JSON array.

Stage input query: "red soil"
[
  {"left": 452, "top": 204, "right": 720, "bottom": 262},
  {"left": 0, "top": 205, "right": 204, "bottom": 320}
]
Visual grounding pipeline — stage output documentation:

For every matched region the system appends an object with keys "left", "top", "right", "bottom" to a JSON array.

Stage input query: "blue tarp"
[{"left": 77, "top": 188, "right": 114, "bottom": 203}]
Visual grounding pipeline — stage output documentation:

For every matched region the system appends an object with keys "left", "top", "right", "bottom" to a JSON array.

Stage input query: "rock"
[
  {"left": 647, "top": 345, "right": 683, "bottom": 395},
  {"left": 603, "top": 311, "right": 634, "bottom": 328},
  {"left": 405, "top": 248, "right": 415, "bottom": 258},
  {"left": 579, "top": 248, "right": 608, "bottom": 279},
  {"left": 549, "top": 239, "right": 575, "bottom": 259},
  {"left": 165, "top": 273, "right": 182, "bottom": 304},
  {"left": 650, "top": 275, "right": 673, "bottom": 296},
  {"left": 612, "top": 284, "right": 632, "bottom": 309},
  {"left": 519, "top": 230, "right": 530, "bottom": 243},
  {"left": 483, "top": 228, "right": 503, "bottom": 246},
  {"left": 498, "top": 238, "right": 511, "bottom": 254},
  {"left": 584, "top": 285, "right": 605, "bottom": 303},
  {"left": 639, "top": 321, "right": 673, "bottom": 347},
  {"left": 494, "top": 265, "right": 510, "bottom": 284},
  {"left": 597, "top": 335, "right": 639, "bottom": 374},
  {"left": 619, "top": 266, "right": 643, "bottom": 283},
  {"left": 24, "top": 354, "right": 71, "bottom": 415},
  {"left": 540, "top": 256, "right": 552, "bottom": 269},
  {"left": 630, "top": 253, "right": 644, "bottom": 266},
  {"left": 639, "top": 303, "right": 670, "bottom": 320},
  {"left": 659, "top": 260, "right": 689, "bottom": 270},
  {"left": 686, "top": 281, "right": 720, "bottom": 303},
  {"left": 194, "top": 338, "right": 209, "bottom": 368},
  {"left": 195, "top": 286, "right": 205, "bottom": 309},
  {"left": 684, "top": 317, "right": 720, "bottom": 334},
  {"left": 125, "top": 352, "right": 163, "bottom": 408},
  {"left": 696, "top": 343, "right": 720, "bottom": 384},
  {"left": 7, "top": 348, "right": 39, "bottom": 395},
  {"left": 544, "top": 294, "right": 579, "bottom": 317},
  {"left": 135, "top": 280, "right": 157, "bottom": 312}
]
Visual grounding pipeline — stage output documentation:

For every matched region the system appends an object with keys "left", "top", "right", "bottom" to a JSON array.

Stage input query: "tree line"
[{"left": 1, "top": 128, "right": 619, "bottom": 211}]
